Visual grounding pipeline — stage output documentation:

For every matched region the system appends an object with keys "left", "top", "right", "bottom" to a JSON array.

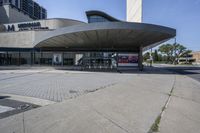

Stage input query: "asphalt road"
[{"left": 162, "top": 66, "right": 200, "bottom": 82}]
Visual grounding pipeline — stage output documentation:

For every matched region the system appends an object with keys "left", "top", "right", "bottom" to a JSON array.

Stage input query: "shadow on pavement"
[
  {"left": 0, "top": 98, "right": 40, "bottom": 119},
  {"left": 0, "top": 96, "right": 10, "bottom": 99}
]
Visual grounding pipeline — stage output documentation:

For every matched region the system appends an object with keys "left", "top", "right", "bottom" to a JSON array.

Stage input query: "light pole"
[
  {"left": 173, "top": 37, "right": 177, "bottom": 65},
  {"left": 150, "top": 48, "right": 153, "bottom": 67}
]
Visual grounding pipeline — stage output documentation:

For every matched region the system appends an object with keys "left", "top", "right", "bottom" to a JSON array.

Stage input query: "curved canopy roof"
[{"left": 34, "top": 22, "right": 176, "bottom": 52}]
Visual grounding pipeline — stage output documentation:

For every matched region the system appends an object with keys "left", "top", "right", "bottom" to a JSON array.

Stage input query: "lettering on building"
[
  {"left": 7, "top": 25, "right": 15, "bottom": 32},
  {"left": 18, "top": 22, "right": 41, "bottom": 29},
  {"left": 6, "top": 22, "right": 49, "bottom": 32}
]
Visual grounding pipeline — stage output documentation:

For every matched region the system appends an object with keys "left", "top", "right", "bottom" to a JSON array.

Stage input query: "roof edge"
[{"left": 86, "top": 10, "right": 122, "bottom": 22}]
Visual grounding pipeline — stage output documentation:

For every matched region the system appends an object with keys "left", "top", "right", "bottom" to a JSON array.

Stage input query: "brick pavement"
[{"left": 0, "top": 70, "right": 127, "bottom": 102}]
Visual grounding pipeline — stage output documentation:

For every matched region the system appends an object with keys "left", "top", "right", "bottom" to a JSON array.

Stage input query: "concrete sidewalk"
[
  {"left": 0, "top": 68, "right": 199, "bottom": 133},
  {"left": 159, "top": 75, "right": 200, "bottom": 133}
]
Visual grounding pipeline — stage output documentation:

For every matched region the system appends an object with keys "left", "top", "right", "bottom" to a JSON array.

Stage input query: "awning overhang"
[{"left": 34, "top": 22, "right": 176, "bottom": 52}]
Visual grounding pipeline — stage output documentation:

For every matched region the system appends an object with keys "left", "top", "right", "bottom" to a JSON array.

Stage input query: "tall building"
[
  {"left": 0, "top": 0, "right": 20, "bottom": 8},
  {"left": 0, "top": 0, "right": 47, "bottom": 24},
  {"left": 127, "top": 0, "right": 143, "bottom": 23}
]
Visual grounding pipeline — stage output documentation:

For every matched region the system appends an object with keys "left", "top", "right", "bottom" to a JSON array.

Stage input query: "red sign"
[{"left": 118, "top": 54, "right": 138, "bottom": 66}]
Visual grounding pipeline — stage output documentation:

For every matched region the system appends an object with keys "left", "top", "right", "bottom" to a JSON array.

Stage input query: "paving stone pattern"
[{"left": 0, "top": 70, "right": 127, "bottom": 102}]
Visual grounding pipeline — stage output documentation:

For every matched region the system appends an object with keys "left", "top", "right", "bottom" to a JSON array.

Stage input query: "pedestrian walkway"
[
  {"left": 0, "top": 68, "right": 199, "bottom": 133},
  {"left": 0, "top": 70, "right": 122, "bottom": 102},
  {"left": 159, "top": 75, "right": 200, "bottom": 133},
  {"left": 0, "top": 68, "right": 175, "bottom": 133}
]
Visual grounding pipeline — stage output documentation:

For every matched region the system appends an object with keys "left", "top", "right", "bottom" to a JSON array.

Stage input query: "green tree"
[
  {"left": 158, "top": 43, "right": 191, "bottom": 64},
  {"left": 143, "top": 52, "right": 150, "bottom": 61},
  {"left": 158, "top": 44, "right": 173, "bottom": 63}
]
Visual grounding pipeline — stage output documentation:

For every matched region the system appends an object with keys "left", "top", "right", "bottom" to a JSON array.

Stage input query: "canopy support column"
[{"left": 138, "top": 46, "right": 143, "bottom": 71}]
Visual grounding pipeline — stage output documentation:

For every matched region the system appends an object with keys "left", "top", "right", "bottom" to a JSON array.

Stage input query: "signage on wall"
[
  {"left": 7, "top": 25, "right": 15, "bottom": 31},
  {"left": 118, "top": 54, "right": 139, "bottom": 67},
  {"left": 53, "top": 54, "right": 63, "bottom": 65},
  {"left": 6, "top": 22, "right": 49, "bottom": 32}
]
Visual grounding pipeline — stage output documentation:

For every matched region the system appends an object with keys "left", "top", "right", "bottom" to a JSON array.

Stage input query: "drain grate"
[{"left": 18, "top": 104, "right": 31, "bottom": 110}]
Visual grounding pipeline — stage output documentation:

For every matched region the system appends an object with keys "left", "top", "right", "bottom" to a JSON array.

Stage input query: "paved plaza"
[
  {"left": 0, "top": 67, "right": 199, "bottom": 133},
  {"left": 0, "top": 69, "right": 125, "bottom": 102}
]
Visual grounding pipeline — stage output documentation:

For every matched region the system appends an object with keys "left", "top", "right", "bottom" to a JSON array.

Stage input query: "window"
[
  {"left": 15, "top": 0, "right": 18, "bottom": 8},
  {"left": 88, "top": 15, "right": 110, "bottom": 23},
  {"left": 3, "top": 0, "right": 9, "bottom": 4},
  {"left": 0, "top": 0, "right": 3, "bottom": 6}
]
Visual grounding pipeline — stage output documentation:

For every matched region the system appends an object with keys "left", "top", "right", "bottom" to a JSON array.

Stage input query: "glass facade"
[
  {"left": 82, "top": 52, "right": 117, "bottom": 69},
  {"left": 0, "top": 51, "right": 32, "bottom": 65},
  {"left": 88, "top": 15, "right": 110, "bottom": 23},
  {"left": 33, "top": 51, "right": 41, "bottom": 65},
  {"left": 0, "top": 50, "right": 121, "bottom": 70},
  {"left": 0, "top": 0, "right": 47, "bottom": 20},
  {"left": 0, "top": 49, "right": 141, "bottom": 70},
  {"left": 0, "top": 52, "right": 20, "bottom": 65}
]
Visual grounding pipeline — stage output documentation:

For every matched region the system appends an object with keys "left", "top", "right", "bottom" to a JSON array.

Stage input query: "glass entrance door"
[{"left": 82, "top": 52, "right": 117, "bottom": 70}]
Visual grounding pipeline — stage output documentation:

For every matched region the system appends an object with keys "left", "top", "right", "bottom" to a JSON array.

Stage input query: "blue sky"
[{"left": 36, "top": 0, "right": 200, "bottom": 51}]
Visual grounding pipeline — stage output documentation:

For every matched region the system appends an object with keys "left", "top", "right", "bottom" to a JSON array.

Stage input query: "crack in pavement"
[
  {"left": 148, "top": 75, "right": 177, "bottom": 133},
  {"left": 172, "top": 94, "right": 200, "bottom": 105},
  {"left": 92, "top": 108, "right": 131, "bottom": 133}
]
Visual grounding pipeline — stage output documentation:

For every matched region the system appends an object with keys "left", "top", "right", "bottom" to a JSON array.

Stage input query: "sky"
[{"left": 36, "top": 0, "right": 200, "bottom": 51}]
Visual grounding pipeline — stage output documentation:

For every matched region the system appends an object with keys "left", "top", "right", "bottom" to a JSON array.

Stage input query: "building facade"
[
  {"left": 192, "top": 51, "right": 200, "bottom": 65},
  {"left": 0, "top": 0, "right": 47, "bottom": 24},
  {"left": 0, "top": 1, "right": 176, "bottom": 71}
]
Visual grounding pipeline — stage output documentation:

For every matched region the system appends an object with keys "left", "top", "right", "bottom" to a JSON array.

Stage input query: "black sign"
[
  {"left": 7, "top": 25, "right": 15, "bottom": 32},
  {"left": 18, "top": 26, "right": 49, "bottom": 31},
  {"left": 6, "top": 22, "right": 49, "bottom": 32},
  {"left": 18, "top": 22, "right": 41, "bottom": 29}
]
